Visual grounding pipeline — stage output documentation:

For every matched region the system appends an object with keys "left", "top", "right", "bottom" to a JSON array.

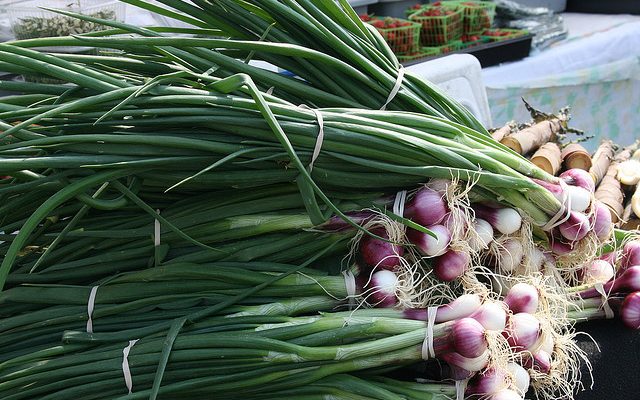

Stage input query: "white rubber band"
[
  {"left": 266, "top": 86, "right": 275, "bottom": 95},
  {"left": 154, "top": 209, "right": 161, "bottom": 247},
  {"left": 298, "top": 104, "right": 325, "bottom": 171},
  {"left": 86, "top": 285, "right": 99, "bottom": 333},
  {"left": 594, "top": 282, "right": 614, "bottom": 319},
  {"left": 380, "top": 67, "right": 404, "bottom": 111},
  {"left": 122, "top": 339, "right": 140, "bottom": 394},
  {"left": 421, "top": 306, "right": 438, "bottom": 360},
  {"left": 393, "top": 190, "right": 407, "bottom": 218},
  {"left": 542, "top": 180, "right": 572, "bottom": 231},
  {"left": 342, "top": 270, "right": 357, "bottom": 309},
  {"left": 455, "top": 379, "right": 467, "bottom": 400}
]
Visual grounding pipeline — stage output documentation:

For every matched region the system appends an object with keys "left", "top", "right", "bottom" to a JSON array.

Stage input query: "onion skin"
[
  {"left": 469, "top": 301, "right": 507, "bottom": 331},
  {"left": 565, "top": 185, "right": 591, "bottom": 212},
  {"left": 621, "top": 292, "right": 640, "bottom": 329},
  {"left": 451, "top": 317, "right": 488, "bottom": 358},
  {"left": 489, "top": 389, "right": 525, "bottom": 400},
  {"left": 433, "top": 249, "right": 470, "bottom": 282},
  {"left": 522, "top": 350, "right": 552, "bottom": 374},
  {"left": 470, "top": 218, "right": 494, "bottom": 251},
  {"left": 504, "top": 283, "right": 539, "bottom": 314},
  {"left": 580, "top": 266, "right": 640, "bottom": 298},
  {"left": 441, "top": 349, "right": 490, "bottom": 373},
  {"left": 504, "top": 313, "right": 541, "bottom": 352},
  {"left": 580, "top": 259, "right": 614, "bottom": 285},
  {"left": 507, "top": 362, "right": 530, "bottom": 396},
  {"left": 560, "top": 168, "right": 596, "bottom": 192},
  {"left": 591, "top": 200, "right": 613, "bottom": 240},
  {"left": 620, "top": 241, "right": 640, "bottom": 271},
  {"left": 361, "top": 270, "right": 398, "bottom": 307},
  {"left": 406, "top": 225, "right": 450, "bottom": 257},
  {"left": 558, "top": 211, "right": 590, "bottom": 242},
  {"left": 359, "top": 228, "right": 404, "bottom": 270},
  {"left": 473, "top": 204, "right": 522, "bottom": 235},
  {"left": 598, "top": 251, "right": 618, "bottom": 265},
  {"left": 404, "top": 187, "right": 448, "bottom": 226},
  {"left": 466, "top": 367, "right": 507, "bottom": 396},
  {"left": 532, "top": 350, "right": 552, "bottom": 373},
  {"left": 404, "top": 293, "right": 482, "bottom": 323},
  {"left": 550, "top": 237, "right": 573, "bottom": 255},
  {"left": 497, "top": 239, "right": 524, "bottom": 273}
]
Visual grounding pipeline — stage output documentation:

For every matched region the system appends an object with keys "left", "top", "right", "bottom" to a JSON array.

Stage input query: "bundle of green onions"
[{"left": 0, "top": 1, "right": 636, "bottom": 399}]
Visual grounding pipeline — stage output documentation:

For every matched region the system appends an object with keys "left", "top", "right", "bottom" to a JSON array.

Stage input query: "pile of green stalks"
[{"left": 0, "top": 1, "right": 638, "bottom": 400}]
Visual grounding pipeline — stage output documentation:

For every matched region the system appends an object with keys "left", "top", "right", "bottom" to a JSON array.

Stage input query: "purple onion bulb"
[
  {"left": 406, "top": 225, "right": 450, "bottom": 257},
  {"left": 620, "top": 241, "right": 640, "bottom": 271},
  {"left": 560, "top": 168, "right": 596, "bottom": 193},
  {"left": 362, "top": 269, "right": 399, "bottom": 308},
  {"left": 558, "top": 211, "right": 590, "bottom": 242},
  {"left": 581, "top": 259, "right": 614, "bottom": 285},
  {"left": 504, "top": 283, "right": 539, "bottom": 314},
  {"left": 469, "top": 301, "right": 508, "bottom": 331},
  {"left": 433, "top": 249, "right": 470, "bottom": 282},
  {"left": 621, "top": 292, "right": 640, "bottom": 329},
  {"left": 452, "top": 317, "right": 488, "bottom": 358},
  {"left": 504, "top": 313, "right": 541, "bottom": 352},
  {"left": 591, "top": 200, "right": 613, "bottom": 241},
  {"left": 404, "top": 187, "right": 448, "bottom": 226},
  {"left": 359, "top": 228, "right": 404, "bottom": 270},
  {"left": 473, "top": 204, "right": 522, "bottom": 235}
]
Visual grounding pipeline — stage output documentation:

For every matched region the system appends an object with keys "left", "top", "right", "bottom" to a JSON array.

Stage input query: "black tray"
[{"left": 402, "top": 34, "right": 533, "bottom": 68}]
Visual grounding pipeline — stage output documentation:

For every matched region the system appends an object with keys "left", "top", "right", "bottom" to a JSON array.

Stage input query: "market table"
[{"left": 482, "top": 12, "right": 640, "bottom": 151}]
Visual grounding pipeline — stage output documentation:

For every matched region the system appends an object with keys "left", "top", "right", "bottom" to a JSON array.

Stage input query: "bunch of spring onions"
[{"left": 0, "top": 1, "right": 638, "bottom": 400}]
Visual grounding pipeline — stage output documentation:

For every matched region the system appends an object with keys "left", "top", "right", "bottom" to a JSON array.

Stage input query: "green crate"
[
  {"left": 408, "top": 4, "right": 463, "bottom": 46},
  {"left": 481, "top": 28, "right": 529, "bottom": 42},
  {"left": 421, "top": 40, "right": 463, "bottom": 55},
  {"left": 404, "top": 3, "right": 425, "bottom": 16},
  {"left": 364, "top": 17, "right": 421, "bottom": 55},
  {"left": 460, "top": 35, "right": 489, "bottom": 48},
  {"left": 442, "top": 1, "right": 496, "bottom": 35},
  {"left": 396, "top": 48, "right": 439, "bottom": 63}
]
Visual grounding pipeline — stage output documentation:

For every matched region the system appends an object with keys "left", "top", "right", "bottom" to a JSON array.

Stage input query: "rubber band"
[
  {"left": 393, "top": 190, "right": 407, "bottom": 218},
  {"left": 86, "top": 285, "right": 99, "bottom": 333},
  {"left": 421, "top": 306, "right": 438, "bottom": 360},
  {"left": 154, "top": 209, "right": 161, "bottom": 247},
  {"left": 342, "top": 270, "right": 357, "bottom": 309},
  {"left": 266, "top": 86, "right": 275, "bottom": 95},
  {"left": 298, "top": 104, "right": 325, "bottom": 171},
  {"left": 594, "top": 282, "right": 614, "bottom": 319},
  {"left": 122, "top": 339, "right": 140, "bottom": 394},
  {"left": 455, "top": 379, "right": 467, "bottom": 400},
  {"left": 380, "top": 67, "right": 404, "bottom": 111},
  {"left": 542, "top": 180, "right": 572, "bottom": 231}
]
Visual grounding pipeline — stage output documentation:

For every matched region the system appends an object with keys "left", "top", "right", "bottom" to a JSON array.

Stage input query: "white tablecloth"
[{"left": 482, "top": 13, "right": 640, "bottom": 151}]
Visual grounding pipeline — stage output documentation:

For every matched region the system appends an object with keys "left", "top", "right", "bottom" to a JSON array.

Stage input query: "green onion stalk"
[
  {"left": 0, "top": 183, "right": 367, "bottom": 288},
  {"left": 0, "top": 261, "right": 365, "bottom": 361},
  {"left": 0, "top": 306, "right": 490, "bottom": 400},
  {"left": 0, "top": 49, "right": 566, "bottom": 288},
  {"left": 7, "top": 0, "right": 486, "bottom": 132}
]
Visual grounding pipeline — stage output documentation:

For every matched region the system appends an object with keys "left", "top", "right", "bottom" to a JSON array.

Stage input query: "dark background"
[{"left": 573, "top": 320, "right": 640, "bottom": 399}]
